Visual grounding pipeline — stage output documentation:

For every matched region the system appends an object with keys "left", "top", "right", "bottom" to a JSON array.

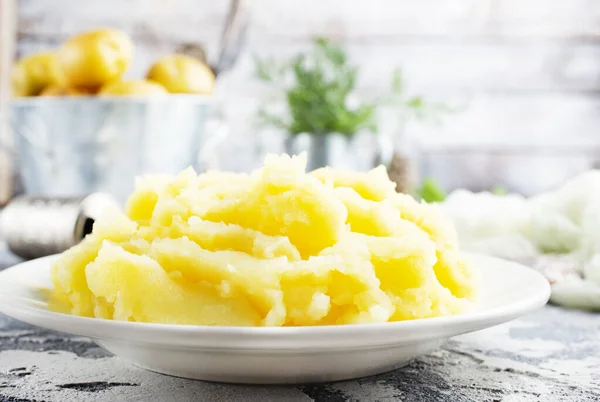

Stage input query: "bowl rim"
[{"left": 0, "top": 252, "right": 551, "bottom": 351}]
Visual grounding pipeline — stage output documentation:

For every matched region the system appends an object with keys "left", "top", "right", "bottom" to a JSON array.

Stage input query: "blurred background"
[{"left": 2, "top": 0, "right": 600, "bottom": 204}]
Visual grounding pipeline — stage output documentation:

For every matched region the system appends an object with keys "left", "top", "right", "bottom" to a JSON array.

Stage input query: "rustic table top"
[{"left": 0, "top": 243, "right": 599, "bottom": 402}]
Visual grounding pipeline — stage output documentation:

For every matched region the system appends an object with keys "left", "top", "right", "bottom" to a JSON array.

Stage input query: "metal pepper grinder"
[{"left": 0, "top": 193, "right": 119, "bottom": 260}]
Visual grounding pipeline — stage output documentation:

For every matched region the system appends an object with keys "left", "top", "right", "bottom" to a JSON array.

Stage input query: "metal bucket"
[{"left": 9, "top": 95, "right": 225, "bottom": 203}]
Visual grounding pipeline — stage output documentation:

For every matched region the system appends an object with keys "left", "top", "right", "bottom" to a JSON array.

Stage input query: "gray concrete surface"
[{"left": 1, "top": 244, "right": 599, "bottom": 402}]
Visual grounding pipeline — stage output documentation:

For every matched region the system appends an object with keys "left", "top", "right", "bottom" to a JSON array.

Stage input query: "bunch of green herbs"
[{"left": 254, "top": 38, "right": 452, "bottom": 137}]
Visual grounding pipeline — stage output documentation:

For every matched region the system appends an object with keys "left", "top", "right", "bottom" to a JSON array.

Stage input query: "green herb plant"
[
  {"left": 415, "top": 181, "right": 509, "bottom": 203},
  {"left": 415, "top": 177, "right": 448, "bottom": 203},
  {"left": 255, "top": 38, "right": 375, "bottom": 135},
  {"left": 491, "top": 185, "right": 508, "bottom": 196},
  {"left": 254, "top": 38, "right": 453, "bottom": 137}
]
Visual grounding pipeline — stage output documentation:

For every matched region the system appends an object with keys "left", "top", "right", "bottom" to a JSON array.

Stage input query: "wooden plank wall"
[
  {"left": 0, "top": 0, "right": 16, "bottom": 205},
  {"left": 12, "top": 0, "right": 600, "bottom": 182}
]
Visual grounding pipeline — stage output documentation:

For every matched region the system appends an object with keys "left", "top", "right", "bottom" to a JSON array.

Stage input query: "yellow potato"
[
  {"left": 51, "top": 153, "right": 478, "bottom": 327},
  {"left": 39, "top": 85, "right": 92, "bottom": 97},
  {"left": 313, "top": 165, "right": 458, "bottom": 248},
  {"left": 11, "top": 52, "right": 60, "bottom": 97},
  {"left": 86, "top": 243, "right": 263, "bottom": 326},
  {"left": 200, "top": 154, "right": 348, "bottom": 258},
  {"left": 55, "top": 28, "right": 133, "bottom": 90},
  {"left": 147, "top": 54, "right": 215, "bottom": 94},
  {"left": 433, "top": 249, "right": 478, "bottom": 301},
  {"left": 99, "top": 79, "right": 168, "bottom": 96},
  {"left": 311, "top": 165, "right": 398, "bottom": 202},
  {"left": 51, "top": 236, "right": 104, "bottom": 317},
  {"left": 171, "top": 216, "right": 302, "bottom": 261}
]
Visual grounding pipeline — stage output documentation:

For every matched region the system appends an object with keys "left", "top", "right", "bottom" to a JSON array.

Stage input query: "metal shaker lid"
[
  {"left": 74, "top": 193, "right": 121, "bottom": 241},
  {"left": 0, "top": 192, "right": 119, "bottom": 260}
]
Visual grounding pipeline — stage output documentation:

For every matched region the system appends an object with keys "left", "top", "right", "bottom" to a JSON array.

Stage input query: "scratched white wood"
[
  {"left": 409, "top": 93, "right": 600, "bottom": 147},
  {"left": 252, "top": 0, "right": 600, "bottom": 40},
  {"left": 17, "top": 0, "right": 600, "bottom": 41},
  {"left": 221, "top": 90, "right": 600, "bottom": 139},
  {"left": 226, "top": 41, "right": 600, "bottom": 92},
  {"left": 17, "top": 0, "right": 230, "bottom": 61},
  {"left": 487, "top": 0, "right": 600, "bottom": 38},
  {"left": 22, "top": 0, "right": 600, "bottom": 43},
  {"left": 17, "top": 0, "right": 230, "bottom": 38},
  {"left": 251, "top": 0, "right": 493, "bottom": 41}
]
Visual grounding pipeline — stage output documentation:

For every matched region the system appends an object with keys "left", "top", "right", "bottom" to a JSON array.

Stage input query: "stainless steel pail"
[{"left": 10, "top": 95, "right": 224, "bottom": 203}]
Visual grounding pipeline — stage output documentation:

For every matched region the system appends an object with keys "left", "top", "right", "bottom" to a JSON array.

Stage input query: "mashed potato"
[{"left": 51, "top": 154, "right": 478, "bottom": 326}]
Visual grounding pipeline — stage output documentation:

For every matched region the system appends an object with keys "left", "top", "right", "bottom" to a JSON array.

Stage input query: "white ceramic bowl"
[{"left": 0, "top": 254, "right": 550, "bottom": 384}]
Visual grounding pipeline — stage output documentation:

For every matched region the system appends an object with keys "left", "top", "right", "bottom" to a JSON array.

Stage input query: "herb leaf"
[
  {"left": 254, "top": 38, "right": 376, "bottom": 135},
  {"left": 254, "top": 38, "right": 455, "bottom": 136},
  {"left": 416, "top": 177, "right": 447, "bottom": 203}
]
